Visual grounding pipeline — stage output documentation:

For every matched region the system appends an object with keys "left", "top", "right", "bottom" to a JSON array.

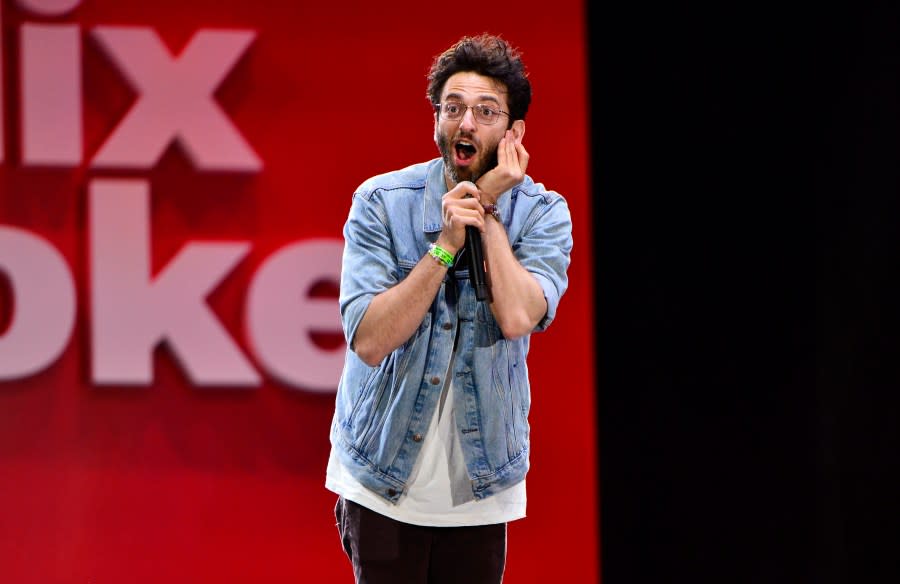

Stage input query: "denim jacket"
[{"left": 330, "top": 158, "right": 572, "bottom": 504}]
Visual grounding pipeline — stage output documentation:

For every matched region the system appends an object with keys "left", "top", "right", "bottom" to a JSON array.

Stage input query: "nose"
[{"left": 458, "top": 106, "right": 478, "bottom": 132}]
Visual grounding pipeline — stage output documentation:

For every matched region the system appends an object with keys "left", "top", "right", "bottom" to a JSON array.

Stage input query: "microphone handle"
[{"left": 466, "top": 225, "right": 492, "bottom": 302}]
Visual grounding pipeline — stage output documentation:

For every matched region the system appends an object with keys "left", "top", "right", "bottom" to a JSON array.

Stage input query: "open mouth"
[{"left": 454, "top": 140, "right": 477, "bottom": 164}]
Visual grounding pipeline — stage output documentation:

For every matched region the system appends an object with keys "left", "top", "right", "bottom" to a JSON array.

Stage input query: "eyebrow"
[{"left": 444, "top": 92, "right": 501, "bottom": 105}]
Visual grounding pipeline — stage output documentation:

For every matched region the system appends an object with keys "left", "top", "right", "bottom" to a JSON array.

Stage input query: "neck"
[{"left": 444, "top": 174, "right": 456, "bottom": 191}]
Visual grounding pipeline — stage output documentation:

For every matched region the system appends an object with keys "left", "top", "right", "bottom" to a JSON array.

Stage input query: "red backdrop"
[{"left": 0, "top": 0, "right": 596, "bottom": 581}]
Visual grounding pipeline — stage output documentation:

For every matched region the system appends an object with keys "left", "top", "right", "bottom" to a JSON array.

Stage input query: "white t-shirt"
[{"left": 326, "top": 366, "right": 526, "bottom": 527}]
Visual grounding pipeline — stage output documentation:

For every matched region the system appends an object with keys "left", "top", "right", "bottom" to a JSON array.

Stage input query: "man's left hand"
[{"left": 477, "top": 130, "right": 529, "bottom": 203}]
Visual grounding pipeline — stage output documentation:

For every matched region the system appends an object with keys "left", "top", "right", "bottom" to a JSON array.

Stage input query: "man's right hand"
[{"left": 438, "top": 181, "right": 485, "bottom": 254}]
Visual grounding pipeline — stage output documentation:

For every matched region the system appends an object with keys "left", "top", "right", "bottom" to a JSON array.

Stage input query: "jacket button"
[
  {"left": 430, "top": 376, "right": 440, "bottom": 385},
  {"left": 413, "top": 433, "right": 423, "bottom": 442},
  {"left": 387, "top": 488, "right": 397, "bottom": 497},
  {"left": 442, "top": 322, "right": 452, "bottom": 330}
]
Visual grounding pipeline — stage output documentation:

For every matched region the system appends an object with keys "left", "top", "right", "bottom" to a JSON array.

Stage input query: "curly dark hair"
[{"left": 426, "top": 34, "right": 532, "bottom": 124}]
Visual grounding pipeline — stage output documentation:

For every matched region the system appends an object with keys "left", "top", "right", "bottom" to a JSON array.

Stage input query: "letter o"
[{"left": 0, "top": 227, "right": 76, "bottom": 380}]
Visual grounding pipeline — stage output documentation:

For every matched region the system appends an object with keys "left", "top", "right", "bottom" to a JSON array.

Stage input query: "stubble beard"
[{"left": 437, "top": 131, "right": 499, "bottom": 186}]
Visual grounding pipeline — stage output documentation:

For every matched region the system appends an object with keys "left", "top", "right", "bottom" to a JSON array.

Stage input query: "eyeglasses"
[{"left": 434, "top": 102, "right": 510, "bottom": 125}]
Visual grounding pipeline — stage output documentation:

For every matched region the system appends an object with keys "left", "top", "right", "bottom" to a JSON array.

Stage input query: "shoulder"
[
  {"left": 353, "top": 159, "right": 439, "bottom": 202},
  {"left": 510, "top": 174, "right": 570, "bottom": 217}
]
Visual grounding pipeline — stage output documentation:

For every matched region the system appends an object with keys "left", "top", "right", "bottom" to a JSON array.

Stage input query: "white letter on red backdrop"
[
  {"left": 246, "top": 240, "right": 344, "bottom": 393},
  {"left": 16, "top": 1, "right": 83, "bottom": 15},
  {"left": 0, "top": 227, "right": 76, "bottom": 380},
  {"left": 20, "top": 23, "right": 83, "bottom": 166},
  {"left": 90, "top": 27, "right": 261, "bottom": 172},
  {"left": 89, "top": 179, "right": 261, "bottom": 386}
]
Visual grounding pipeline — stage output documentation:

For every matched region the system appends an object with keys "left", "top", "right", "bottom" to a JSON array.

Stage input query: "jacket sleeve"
[
  {"left": 338, "top": 188, "right": 398, "bottom": 350},
  {"left": 512, "top": 192, "right": 573, "bottom": 332}
]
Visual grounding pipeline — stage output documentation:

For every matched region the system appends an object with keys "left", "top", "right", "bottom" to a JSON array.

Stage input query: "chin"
[
  {"left": 455, "top": 167, "right": 477, "bottom": 182},
  {"left": 454, "top": 157, "right": 488, "bottom": 182}
]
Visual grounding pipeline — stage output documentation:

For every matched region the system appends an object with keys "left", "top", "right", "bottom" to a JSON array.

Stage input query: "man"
[{"left": 327, "top": 34, "right": 572, "bottom": 583}]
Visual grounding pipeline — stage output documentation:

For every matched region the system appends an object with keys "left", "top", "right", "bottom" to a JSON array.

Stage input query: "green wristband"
[{"left": 428, "top": 243, "right": 454, "bottom": 268}]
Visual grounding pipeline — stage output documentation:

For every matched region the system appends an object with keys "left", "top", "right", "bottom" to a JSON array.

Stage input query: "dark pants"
[{"left": 334, "top": 497, "right": 507, "bottom": 584}]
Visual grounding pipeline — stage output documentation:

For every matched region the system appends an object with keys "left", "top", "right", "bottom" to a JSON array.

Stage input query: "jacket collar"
[{"left": 423, "top": 159, "right": 447, "bottom": 233}]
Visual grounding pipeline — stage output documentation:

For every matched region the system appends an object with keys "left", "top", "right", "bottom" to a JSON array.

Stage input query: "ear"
[
  {"left": 433, "top": 112, "right": 440, "bottom": 144},
  {"left": 511, "top": 120, "right": 526, "bottom": 143}
]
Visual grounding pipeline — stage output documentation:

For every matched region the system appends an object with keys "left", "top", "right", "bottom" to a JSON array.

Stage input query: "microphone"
[{"left": 466, "top": 225, "right": 491, "bottom": 302}]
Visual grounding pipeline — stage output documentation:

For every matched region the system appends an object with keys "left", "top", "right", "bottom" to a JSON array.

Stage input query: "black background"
[{"left": 590, "top": 3, "right": 898, "bottom": 582}]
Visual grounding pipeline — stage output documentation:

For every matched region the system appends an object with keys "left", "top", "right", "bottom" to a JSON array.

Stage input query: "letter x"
[{"left": 91, "top": 26, "right": 262, "bottom": 172}]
